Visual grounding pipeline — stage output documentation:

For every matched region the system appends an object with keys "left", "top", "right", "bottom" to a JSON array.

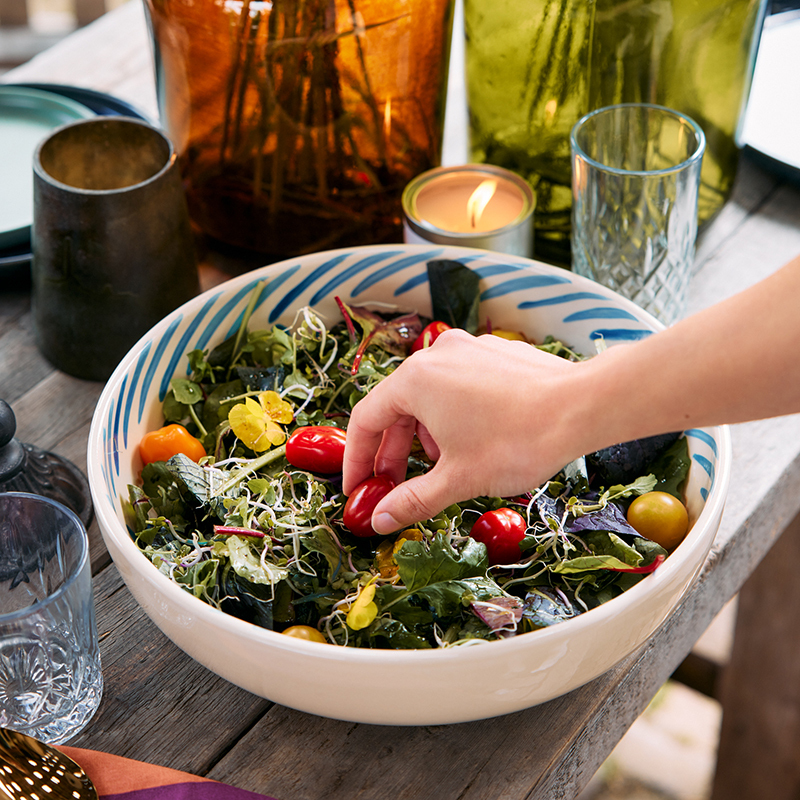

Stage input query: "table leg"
[{"left": 711, "top": 511, "right": 800, "bottom": 799}]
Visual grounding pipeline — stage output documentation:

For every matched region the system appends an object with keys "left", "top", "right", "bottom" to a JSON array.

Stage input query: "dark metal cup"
[{"left": 32, "top": 117, "right": 199, "bottom": 381}]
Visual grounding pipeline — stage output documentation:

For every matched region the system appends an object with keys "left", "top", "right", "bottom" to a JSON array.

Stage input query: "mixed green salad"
[{"left": 126, "top": 261, "right": 691, "bottom": 649}]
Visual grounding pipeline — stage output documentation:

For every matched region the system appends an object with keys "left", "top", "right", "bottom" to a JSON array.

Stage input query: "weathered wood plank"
[
  {"left": 0, "top": 312, "right": 55, "bottom": 405},
  {"left": 12, "top": 369, "right": 103, "bottom": 451},
  {"left": 694, "top": 154, "right": 781, "bottom": 267},
  {"left": 689, "top": 176, "right": 800, "bottom": 318},
  {"left": 0, "top": 289, "right": 27, "bottom": 338},
  {"left": 711, "top": 512, "right": 800, "bottom": 799},
  {"left": 69, "top": 564, "right": 273, "bottom": 775}
]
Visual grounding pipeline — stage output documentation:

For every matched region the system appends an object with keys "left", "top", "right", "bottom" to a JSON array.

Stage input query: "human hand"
[{"left": 342, "top": 329, "right": 593, "bottom": 534}]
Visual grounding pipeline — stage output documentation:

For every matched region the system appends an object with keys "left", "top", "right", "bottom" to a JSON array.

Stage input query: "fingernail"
[{"left": 372, "top": 511, "right": 400, "bottom": 535}]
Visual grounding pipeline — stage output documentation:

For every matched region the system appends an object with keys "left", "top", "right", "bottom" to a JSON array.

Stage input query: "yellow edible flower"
[
  {"left": 346, "top": 576, "right": 379, "bottom": 631},
  {"left": 376, "top": 528, "right": 424, "bottom": 578},
  {"left": 228, "top": 391, "right": 294, "bottom": 452}
]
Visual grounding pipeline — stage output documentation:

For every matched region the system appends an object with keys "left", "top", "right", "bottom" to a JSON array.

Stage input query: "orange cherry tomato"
[
  {"left": 139, "top": 424, "right": 206, "bottom": 465},
  {"left": 626, "top": 491, "right": 690, "bottom": 551},
  {"left": 281, "top": 625, "right": 328, "bottom": 643}
]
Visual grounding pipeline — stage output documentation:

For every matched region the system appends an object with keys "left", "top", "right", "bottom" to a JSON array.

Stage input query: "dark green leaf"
[
  {"left": 427, "top": 260, "right": 481, "bottom": 334},
  {"left": 413, "top": 575, "right": 503, "bottom": 619},
  {"left": 165, "top": 453, "right": 212, "bottom": 504},
  {"left": 394, "top": 533, "right": 488, "bottom": 592},
  {"left": 235, "top": 365, "right": 285, "bottom": 393},
  {"left": 633, "top": 537, "right": 669, "bottom": 565},
  {"left": 187, "top": 349, "right": 216, "bottom": 383},
  {"left": 202, "top": 379, "right": 245, "bottom": 431},
  {"left": 650, "top": 437, "right": 692, "bottom": 499},
  {"left": 219, "top": 567, "right": 275, "bottom": 629},
  {"left": 171, "top": 378, "right": 204, "bottom": 405},
  {"left": 522, "top": 588, "right": 580, "bottom": 629},
  {"left": 364, "top": 617, "right": 432, "bottom": 649},
  {"left": 207, "top": 334, "right": 238, "bottom": 368}
]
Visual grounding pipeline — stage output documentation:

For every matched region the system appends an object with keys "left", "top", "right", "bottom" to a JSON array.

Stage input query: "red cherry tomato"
[
  {"left": 411, "top": 321, "right": 452, "bottom": 353},
  {"left": 343, "top": 475, "right": 396, "bottom": 538},
  {"left": 286, "top": 426, "right": 347, "bottom": 474},
  {"left": 469, "top": 508, "right": 527, "bottom": 565}
]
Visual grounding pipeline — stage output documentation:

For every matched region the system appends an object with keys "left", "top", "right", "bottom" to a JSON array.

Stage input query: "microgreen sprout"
[{"left": 128, "top": 292, "right": 676, "bottom": 651}]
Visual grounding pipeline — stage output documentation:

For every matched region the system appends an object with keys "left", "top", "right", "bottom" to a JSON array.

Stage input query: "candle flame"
[
  {"left": 384, "top": 98, "right": 392, "bottom": 141},
  {"left": 466, "top": 180, "right": 498, "bottom": 229}
]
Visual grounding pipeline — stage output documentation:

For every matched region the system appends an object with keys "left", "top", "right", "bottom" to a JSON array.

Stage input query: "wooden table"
[{"left": 3, "top": 4, "right": 800, "bottom": 797}]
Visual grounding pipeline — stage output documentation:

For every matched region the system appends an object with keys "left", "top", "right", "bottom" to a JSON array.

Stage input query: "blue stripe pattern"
[
  {"left": 481, "top": 274, "right": 571, "bottom": 301},
  {"left": 590, "top": 329, "right": 653, "bottom": 342},
  {"left": 140, "top": 316, "right": 182, "bottom": 418},
  {"left": 269, "top": 255, "right": 349, "bottom": 320},
  {"left": 685, "top": 428, "right": 718, "bottom": 457},
  {"left": 124, "top": 343, "right": 151, "bottom": 448},
  {"left": 161, "top": 294, "right": 220, "bottom": 394},
  {"left": 353, "top": 251, "right": 439, "bottom": 297},
  {"left": 310, "top": 251, "right": 407, "bottom": 304},
  {"left": 564, "top": 308, "right": 641, "bottom": 323},
  {"left": 519, "top": 291, "right": 609, "bottom": 309}
]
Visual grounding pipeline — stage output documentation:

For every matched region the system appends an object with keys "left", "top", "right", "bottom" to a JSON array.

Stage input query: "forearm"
[
  {"left": 343, "top": 255, "right": 800, "bottom": 532},
  {"left": 577, "top": 254, "right": 800, "bottom": 449}
]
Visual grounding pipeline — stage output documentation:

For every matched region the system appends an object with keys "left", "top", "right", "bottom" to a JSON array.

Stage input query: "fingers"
[
  {"left": 414, "top": 423, "right": 441, "bottom": 462},
  {"left": 342, "top": 372, "right": 415, "bottom": 494},
  {"left": 342, "top": 424, "right": 385, "bottom": 495},
  {"left": 373, "top": 416, "right": 417, "bottom": 486},
  {"left": 370, "top": 463, "right": 466, "bottom": 534}
]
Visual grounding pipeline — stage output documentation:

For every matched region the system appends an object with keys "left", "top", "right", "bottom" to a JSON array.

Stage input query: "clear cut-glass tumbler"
[
  {"left": 0, "top": 493, "right": 103, "bottom": 743},
  {"left": 570, "top": 103, "right": 705, "bottom": 327}
]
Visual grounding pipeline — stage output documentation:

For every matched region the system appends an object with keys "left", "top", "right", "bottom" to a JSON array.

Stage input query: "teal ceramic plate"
[{"left": 0, "top": 86, "right": 95, "bottom": 251}]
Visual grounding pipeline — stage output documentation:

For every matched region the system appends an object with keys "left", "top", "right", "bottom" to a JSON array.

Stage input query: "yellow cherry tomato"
[
  {"left": 490, "top": 329, "right": 528, "bottom": 342},
  {"left": 626, "top": 491, "right": 690, "bottom": 551},
  {"left": 281, "top": 625, "right": 328, "bottom": 643}
]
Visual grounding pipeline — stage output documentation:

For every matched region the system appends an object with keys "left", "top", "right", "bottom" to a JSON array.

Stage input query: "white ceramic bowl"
[{"left": 88, "top": 244, "right": 731, "bottom": 726}]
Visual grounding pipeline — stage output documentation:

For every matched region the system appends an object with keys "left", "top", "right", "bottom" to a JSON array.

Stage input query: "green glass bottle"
[{"left": 465, "top": 0, "right": 768, "bottom": 265}]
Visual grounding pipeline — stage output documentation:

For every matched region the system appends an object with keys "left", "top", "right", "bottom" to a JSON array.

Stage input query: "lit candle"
[{"left": 402, "top": 165, "right": 535, "bottom": 256}]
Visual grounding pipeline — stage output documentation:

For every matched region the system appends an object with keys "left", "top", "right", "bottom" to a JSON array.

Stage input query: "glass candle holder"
[{"left": 402, "top": 164, "right": 535, "bottom": 256}]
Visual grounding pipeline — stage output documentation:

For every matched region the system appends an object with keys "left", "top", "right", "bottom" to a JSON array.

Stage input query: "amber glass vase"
[
  {"left": 145, "top": 0, "right": 454, "bottom": 257},
  {"left": 464, "top": 0, "right": 768, "bottom": 265}
]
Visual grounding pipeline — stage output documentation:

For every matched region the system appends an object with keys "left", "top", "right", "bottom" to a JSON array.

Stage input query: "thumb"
[{"left": 370, "top": 465, "right": 464, "bottom": 534}]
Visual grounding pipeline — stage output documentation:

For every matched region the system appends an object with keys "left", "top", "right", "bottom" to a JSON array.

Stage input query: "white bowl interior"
[{"left": 88, "top": 244, "right": 731, "bottom": 725}]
